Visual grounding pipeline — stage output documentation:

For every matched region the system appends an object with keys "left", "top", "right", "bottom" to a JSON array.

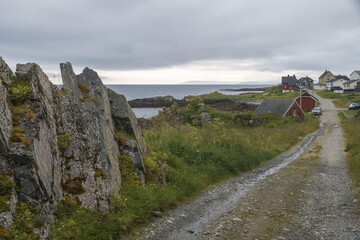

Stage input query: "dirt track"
[{"left": 135, "top": 93, "right": 360, "bottom": 240}]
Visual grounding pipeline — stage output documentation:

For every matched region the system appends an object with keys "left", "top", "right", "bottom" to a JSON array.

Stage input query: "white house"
[
  {"left": 313, "top": 84, "right": 326, "bottom": 90},
  {"left": 350, "top": 71, "right": 360, "bottom": 80},
  {"left": 343, "top": 80, "right": 359, "bottom": 90},
  {"left": 326, "top": 78, "right": 349, "bottom": 91}
]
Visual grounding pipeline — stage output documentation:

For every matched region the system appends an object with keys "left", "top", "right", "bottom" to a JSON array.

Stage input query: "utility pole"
[{"left": 299, "top": 80, "right": 302, "bottom": 109}]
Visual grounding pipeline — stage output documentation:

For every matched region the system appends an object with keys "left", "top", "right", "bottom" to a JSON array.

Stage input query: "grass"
[
  {"left": 339, "top": 112, "right": 360, "bottom": 197},
  {"left": 10, "top": 126, "right": 31, "bottom": 146},
  {"left": 195, "top": 85, "right": 300, "bottom": 101},
  {"left": 51, "top": 108, "right": 319, "bottom": 239},
  {"left": 317, "top": 91, "right": 360, "bottom": 108}
]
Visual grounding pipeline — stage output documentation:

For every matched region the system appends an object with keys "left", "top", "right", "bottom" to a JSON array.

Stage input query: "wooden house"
[
  {"left": 254, "top": 99, "right": 304, "bottom": 120},
  {"left": 282, "top": 75, "right": 297, "bottom": 92},
  {"left": 319, "top": 70, "right": 335, "bottom": 84},
  {"left": 295, "top": 92, "right": 318, "bottom": 110}
]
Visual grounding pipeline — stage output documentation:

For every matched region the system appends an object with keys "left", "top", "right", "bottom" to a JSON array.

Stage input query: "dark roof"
[
  {"left": 298, "top": 76, "right": 314, "bottom": 82},
  {"left": 255, "top": 99, "right": 294, "bottom": 116},
  {"left": 327, "top": 77, "right": 348, "bottom": 83},
  {"left": 319, "top": 70, "right": 333, "bottom": 80},
  {"left": 351, "top": 70, "right": 360, "bottom": 75},
  {"left": 282, "top": 75, "right": 297, "bottom": 86},
  {"left": 296, "top": 92, "right": 319, "bottom": 102},
  {"left": 344, "top": 80, "right": 359, "bottom": 84},
  {"left": 334, "top": 75, "right": 350, "bottom": 80}
]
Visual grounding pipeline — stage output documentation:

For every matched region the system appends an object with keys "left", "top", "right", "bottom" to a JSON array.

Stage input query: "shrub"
[
  {"left": 58, "top": 134, "right": 73, "bottom": 151},
  {"left": 9, "top": 75, "right": 32, "bottom": 102}
]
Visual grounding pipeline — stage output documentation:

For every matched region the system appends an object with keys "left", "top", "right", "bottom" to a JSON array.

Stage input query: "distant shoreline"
[{"left": 220, "top": 87, "right": 267, "bottom": 92}]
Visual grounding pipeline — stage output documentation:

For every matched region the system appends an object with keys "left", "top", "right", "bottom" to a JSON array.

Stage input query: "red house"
[
  {"left": 282, "top": 75, "right": 297, "bottom": 92},
  {"left": 295, "top": 92, "right": 318, "bottom": 110}
]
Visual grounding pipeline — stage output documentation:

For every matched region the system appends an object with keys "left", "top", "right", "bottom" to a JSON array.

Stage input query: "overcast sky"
[{"left": 1, "top": 0, "right": 360, "bottom": 84}]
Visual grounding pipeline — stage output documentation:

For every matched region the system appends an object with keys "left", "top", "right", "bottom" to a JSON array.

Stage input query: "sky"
[{"left": 0, "top": 0, "right": 360, "bottom": 84}]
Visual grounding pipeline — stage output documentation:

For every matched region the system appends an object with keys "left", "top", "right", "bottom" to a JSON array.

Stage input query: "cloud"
[{"left": 0, "top": 0, "right": 359, "bottom": 83}]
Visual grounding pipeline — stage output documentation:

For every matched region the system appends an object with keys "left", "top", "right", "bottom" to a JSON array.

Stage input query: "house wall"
[
  {"left": 284, "top": 101, "right": 304, "bottom": 120},
  {"left": 350, "top": 72, "right": 360, "bottom": 80},
  {"left": 344, "top": 81, "right": 358, "bottom": 89},
  {"left": 314, "top": 84, "right": 326, "bottom": 90},
  {"left": 326, "top": 79, "right": 348, "bottom": 90},
  {"left": 296, "top": 97, "right": 317, "bottom": 110},
  {"left": 319, "top": 72, "right": 335, "bottom": 84},
  {"left": 282, "top": 83, "right": 296, "bottom": 92}
]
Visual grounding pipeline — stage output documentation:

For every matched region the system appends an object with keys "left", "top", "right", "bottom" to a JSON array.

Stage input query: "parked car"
[
  {"left": 311, "top": 107, "right": 322, "bottom": 115},
  {"left": 349, "top": 103, "right": 359, "bottom": 108},
  {"left": 349, "top": 103, "right": 360, "bottom": 110}
]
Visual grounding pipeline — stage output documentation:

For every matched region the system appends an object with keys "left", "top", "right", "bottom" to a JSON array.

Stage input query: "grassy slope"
[
  {"left": 198, "top": 86, "right": 300, "bottom": 101},
  {"left": 50, "top": 108, "right": 319, "bottom": 240},
  {"left": 339, "top": 112, "right": 360, "bottom": 197},
  {"left": 317, "top": 91, "right": 360, "bottom": 108}
]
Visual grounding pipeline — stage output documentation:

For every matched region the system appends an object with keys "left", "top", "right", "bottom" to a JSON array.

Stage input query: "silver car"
[{"left": 311, "top": 107, "right": 322, "bottom": 115}]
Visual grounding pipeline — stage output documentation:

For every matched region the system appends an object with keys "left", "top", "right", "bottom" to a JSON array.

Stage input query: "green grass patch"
[
  {"left": 339, "top": 113, "right": 360, "bottom": 196},
  {"left": 317, "top": 91, "right": 360, "bottom": 108},
  {"left": 197, "top": 90, "right": 299, "bottom": 101},
  {"left": 344, "top": 110, "right": 359, "bottom": 117}
]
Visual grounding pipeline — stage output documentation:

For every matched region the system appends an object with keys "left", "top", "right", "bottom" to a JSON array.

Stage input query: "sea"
[{"left": 106, "top": 84, "right": 271, "bottom": 118}]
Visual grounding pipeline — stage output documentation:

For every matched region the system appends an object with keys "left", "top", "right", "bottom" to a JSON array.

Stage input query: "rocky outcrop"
[
  {"left": 0, "top": 57, "right": 13, "bottom": 153},
  {"left": 0, "top": 58, "right": 147, "bottom": 237}
]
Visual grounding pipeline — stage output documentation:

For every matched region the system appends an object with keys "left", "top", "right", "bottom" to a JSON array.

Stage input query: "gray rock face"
[
  {"left": 0, "top": 58, "right": 148, "bottom": 236},
  {"left": 0, "top": 57, "right": 13, "bottom": 153},
  {"left": 108, "top": 88, "right": 147, "bottom": 155}
]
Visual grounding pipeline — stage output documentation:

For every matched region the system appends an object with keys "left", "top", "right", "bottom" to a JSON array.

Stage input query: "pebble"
[{"left": 232, "top": 217, "right": 241, "bottom": 222}]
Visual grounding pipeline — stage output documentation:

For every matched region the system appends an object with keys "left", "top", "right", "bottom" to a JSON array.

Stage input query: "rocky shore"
[{"left": 129, "top": 96, "right": 261, "bottom": 113}]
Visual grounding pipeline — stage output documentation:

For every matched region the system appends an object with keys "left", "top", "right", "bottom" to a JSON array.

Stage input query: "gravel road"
[{"left": 133, "top": 93, "right": 360, "bottom": 240}]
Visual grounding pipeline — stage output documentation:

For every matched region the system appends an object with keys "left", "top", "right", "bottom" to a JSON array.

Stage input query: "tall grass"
[
  {"left": 339, "top": 113, "right": 360, "bottom": 193},
  {"left": 51, "top": 115, "right": 319, "bottom": 239}
]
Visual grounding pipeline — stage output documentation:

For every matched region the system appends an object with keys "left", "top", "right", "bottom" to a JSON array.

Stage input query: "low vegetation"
[
  {"left": 9, "top": 75, "right": 32, "bottom": 102},
  {"left": 51, "top": 102, "right": 319, "bottom": 239},
  {"left": 57, "top": 134, "right": 73, "bottom": 151},
  {"left": 9, "top": 202, "right": 43, "bottom": 239},
  {"left": 339, "top": 112, "right": 360, "bottom": 196}
]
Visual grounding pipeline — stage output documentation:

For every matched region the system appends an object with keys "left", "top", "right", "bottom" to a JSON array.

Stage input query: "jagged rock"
[
  {"left": 0, "top": 57, "right": 13, "bottom": 153},
  {"left": 108, "top": 88, "right": 147, "bottom": 155},
  {"left": 0, "top": 58, "right": 148, "bottom": 237},
  {"left": 58, "top": 63, "right": 121, "bottom": 210}
]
